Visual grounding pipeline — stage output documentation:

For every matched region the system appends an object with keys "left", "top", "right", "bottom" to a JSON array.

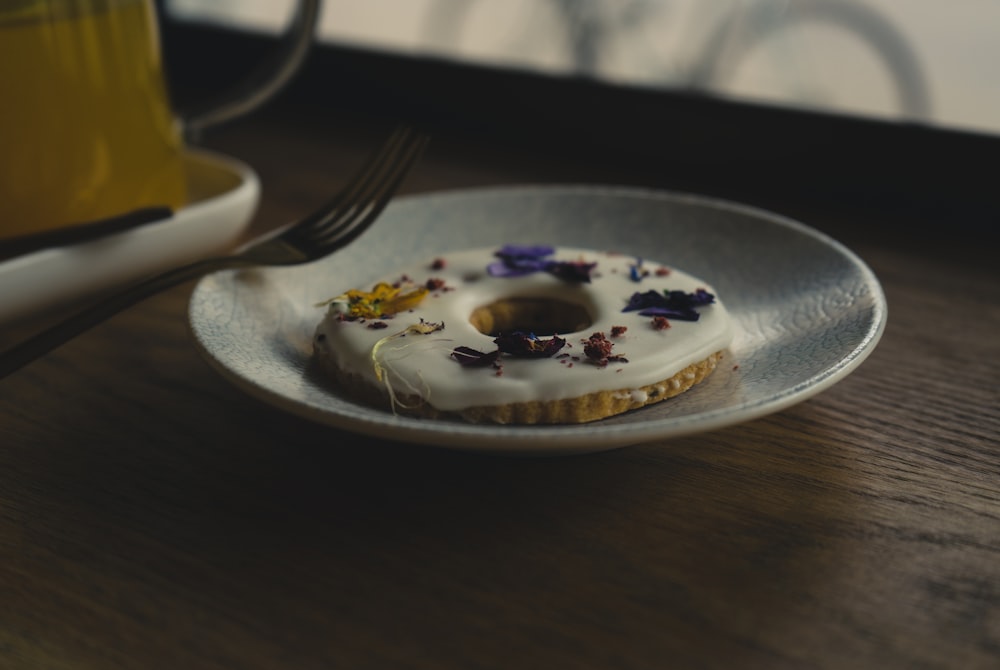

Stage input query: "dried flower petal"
[
  {"left": 583, "top": 332, "right": 614, "bottom": 362},
  {"left": 488, "top": 245, "right": 596, "bottom": 283},
  {"left": 405, "top": 320, "right": 445, "bottom": 335},
  {"left": 386, "top": 286, "right": 430, "bottom": 315},
  {"left": 487, "top": 245, "right": 554, "bottom": 277},
  {"left": 628, "top": 258, "right": 649, "bottom": 282},
  {"left": 546, "top": 260, "right": 597, "bottom": 283},
  {"left": 494, "top": 331, "right": 567, "bottom": 358},
  {"left": 336, "top": 281, "right": 429, "bottom": 319},
  {"left": 638, "top": 306, "right": 698, "bottom": 320},
  {"left": 622, "top": 288, "right": 715, "bottom": 321},
  {"left": 451, "top": 346, "right": 501, "bottom": 367},
  {"left": 497, "top": 244, "right": 555, "bottom": 259}
]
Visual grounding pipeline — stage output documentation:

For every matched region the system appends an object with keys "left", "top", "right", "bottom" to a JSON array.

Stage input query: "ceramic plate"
[
  {"left": 0, "top": 149, "right": 259, "bottom": 322},
  {"left": 188, "top": 186, "right": 886, "bottom": 454}
]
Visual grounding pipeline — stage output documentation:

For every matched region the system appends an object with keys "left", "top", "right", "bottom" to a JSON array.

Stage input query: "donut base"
[{"left": 315, "top": 349, "right": 724, "bottom": 425}]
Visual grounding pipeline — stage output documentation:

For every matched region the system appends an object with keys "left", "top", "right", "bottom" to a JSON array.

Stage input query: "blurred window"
[{"left": 166, "top": 0, "right": 1000, "bottom": 136}]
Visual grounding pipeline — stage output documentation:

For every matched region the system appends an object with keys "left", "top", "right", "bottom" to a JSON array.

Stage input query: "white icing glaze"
[{"left": 313, "top": 246, "right": 733, "bottom": 412}]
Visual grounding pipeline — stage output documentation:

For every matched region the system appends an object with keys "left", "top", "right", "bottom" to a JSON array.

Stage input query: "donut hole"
[{"left": 469, "top": 298, "right": 592, "bottom": 336}]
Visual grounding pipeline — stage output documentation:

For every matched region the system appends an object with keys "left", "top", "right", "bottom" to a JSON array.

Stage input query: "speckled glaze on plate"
[{"left": 188, "top": 185, "right": 886, "bottom": 455}]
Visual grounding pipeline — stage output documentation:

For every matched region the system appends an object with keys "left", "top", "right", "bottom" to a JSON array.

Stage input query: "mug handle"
[{"left": 180, "top": 0, "right": 323, "bottom": 142}]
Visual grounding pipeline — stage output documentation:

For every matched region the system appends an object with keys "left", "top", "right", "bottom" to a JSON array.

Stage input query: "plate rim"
[{"left": 188, "top": 183, "right": 888, "bottom": 454}]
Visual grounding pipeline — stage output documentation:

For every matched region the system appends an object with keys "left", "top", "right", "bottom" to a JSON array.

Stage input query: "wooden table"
[{"left": 2, "top": 46, "right": 998, "bottom": 668}]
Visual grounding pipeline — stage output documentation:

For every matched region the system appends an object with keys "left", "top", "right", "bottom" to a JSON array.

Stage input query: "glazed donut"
[{"left": 312, "top": 245, "right": 733, "bottom": 424}]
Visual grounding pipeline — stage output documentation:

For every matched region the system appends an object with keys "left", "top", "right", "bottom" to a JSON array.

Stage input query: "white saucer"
[
  {"left": 0, "top": 149, "right": 259, "bottom": 322},
  {"left": 188, "top": 185, "right": 887, "bottom": 455}
]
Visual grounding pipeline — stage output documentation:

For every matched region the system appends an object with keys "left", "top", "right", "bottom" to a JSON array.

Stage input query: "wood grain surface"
[{"left": 2, "top": 95, "right": 998, "bottom": 670}]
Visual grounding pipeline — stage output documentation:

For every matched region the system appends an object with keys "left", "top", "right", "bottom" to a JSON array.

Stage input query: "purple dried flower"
[
  {"left": 684, "top": 288, "right": 716, "bottom": 305},
  {"left": 623, "top": 290, "right": 663, "bottom": 312},
  {"left": 485, "top": 260, "right": 535, "bottom": 277},
  {"left": 487, "top": 245, "right": 554, "bottom": 277},
  {"left": 451, "top": 346, "right": 501, "bottom": 367},
  {"left": 638, "top": 306, "right": 699, "bottom": 320},
  {"left": 497, "top": 244, "right": 554, "bottom": 259},
  {"left": 622, "top": 288, "right": 716, "bottom": 322},
  {"left": 487, "top": 245, "right": 595, "bottom": 283}
]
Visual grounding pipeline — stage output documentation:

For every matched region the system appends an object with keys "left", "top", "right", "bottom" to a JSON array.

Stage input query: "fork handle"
[{"left": 0, "top": 257, "right": 249, "bottom": 379}]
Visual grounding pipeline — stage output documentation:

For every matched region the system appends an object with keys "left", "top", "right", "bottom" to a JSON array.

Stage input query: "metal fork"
[{"left": 0, "top": 125, "right": 429, "bottom": 379}]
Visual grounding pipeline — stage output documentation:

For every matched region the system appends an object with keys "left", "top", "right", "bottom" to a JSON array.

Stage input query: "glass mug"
[{"left": 0, "top": 0, "right": 320, "bottom": 240}]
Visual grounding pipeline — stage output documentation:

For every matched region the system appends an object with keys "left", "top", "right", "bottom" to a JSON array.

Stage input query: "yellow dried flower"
[{"left": 339, "top": 282, "right": 428, "bottom": 319}]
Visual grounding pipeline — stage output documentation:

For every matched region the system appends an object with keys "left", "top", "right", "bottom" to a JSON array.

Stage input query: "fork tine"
[
  {"left": 283, "top": 125, "right": 426, "bottom": 246},
  {"left": 302, "top": 131, "right": 429, "bottom": 253}
]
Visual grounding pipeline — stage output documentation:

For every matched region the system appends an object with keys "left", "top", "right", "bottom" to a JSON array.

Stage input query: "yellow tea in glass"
[{"left": 0, "top": 0, "right": 187, "bottom": 239}]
